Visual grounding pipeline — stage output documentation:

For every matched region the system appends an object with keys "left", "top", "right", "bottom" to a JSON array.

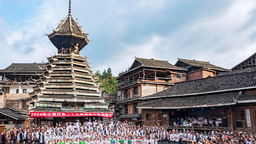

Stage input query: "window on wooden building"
[
  {"left": 133, "top": 87, "right": 138, "bottom": 96},
  {"left": 133, "top": 103, "right": 138, "bottom": 114},
  {"left": 236, "top": 110, "right": 245, "bottom": 120},
  {"left": 146, "top": 114, "right": 151, "bottom": 120},
  {"left": 124, "top": 90, "right": 128, "bottom": 98},
  {"left": 158, "top": 113, "right": 162, "bottom": 120},
  {"left": 240, "top": 111, "right": 245, "bottom": 120},
  {"left": 16, "top": 89, "right": 19, "bottom": 94},
  {"left": 124, "top": 104, "right": 128, "bottom": 114},
  {"left": 23, "top": 89, "right": 27, "bottom": 93}
]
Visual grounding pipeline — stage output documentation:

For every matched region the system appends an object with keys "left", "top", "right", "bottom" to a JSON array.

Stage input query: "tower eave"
[{"left": 48, "top": 34, "right": 89, "bottom": 51}]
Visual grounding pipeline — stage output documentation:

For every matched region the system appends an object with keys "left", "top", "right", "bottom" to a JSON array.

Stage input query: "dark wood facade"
[
  {"left": 117, "top": 57, "right": 187, "bottom": 124},
  {"left": 138, "top": 69, "right": 256, "bottom": 130}
]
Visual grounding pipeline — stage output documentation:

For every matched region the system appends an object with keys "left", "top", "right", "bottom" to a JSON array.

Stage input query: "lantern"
[{"left": 220, "top": 108, "right": 225, "bottom": 115}]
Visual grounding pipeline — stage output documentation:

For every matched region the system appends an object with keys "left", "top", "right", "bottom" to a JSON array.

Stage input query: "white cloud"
[
  {"left": 197, "top": 0, "right": 256, "bottom": 33},
  {"left": 94, "top": 0, "right": 256, "bottom": 75},
  {"left": 0, "top": 0, "right": 68, "bottom": 68},
  {"left": 136, "top": 0, "right": 165, "bottom": 10},
  {"left": 190, "top": 0, "right": 256, "bottom": 68},
  {"left": 2, "top": 0, "right": 256, "bottom": 78},
  {"left": 93, "top": 35, "right": 164, "bottom": 75}
]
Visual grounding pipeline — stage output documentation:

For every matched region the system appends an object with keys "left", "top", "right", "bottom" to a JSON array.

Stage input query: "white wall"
[
  {"left": 141, "top": 84, "right": 166, "bottom": 97},
  {"left": 157, "top": 86, "right": 164, "bottom": 92},
  {"left": 9, "top": 85, "right": 34, "bottom": 94},
  {"left": 0, "top": 94, "right": 5, "bottom": 108},
  {"left": 141, "top": 84, "right": 157, "bottom": 97}
]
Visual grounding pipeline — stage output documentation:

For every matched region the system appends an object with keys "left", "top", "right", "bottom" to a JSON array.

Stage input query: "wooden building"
[
  {"left": 175, "top": 58, "right": 229, "bottom": 81},
  {"left": 28, "top": 0, "right": 113, "bottom": 127},
  {"left": 138, "top": 68, "right": 256, "bottom": 130},
  {"left": 117, "top": 57, "right": 187, "bottom": 124},
  {"left": 0, "top": 88, "right": 31, "bottom": 129},
  {"left": 0, "top": 63, "right": 43, "bottom": 110},
  {"left": 232, "top": 52, "right": 256, "bottom": 71}
]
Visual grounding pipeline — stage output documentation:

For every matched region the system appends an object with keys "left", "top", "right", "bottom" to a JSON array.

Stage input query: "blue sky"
[{"left": 1, "top": 0, "right": 256, "bottom": 76}]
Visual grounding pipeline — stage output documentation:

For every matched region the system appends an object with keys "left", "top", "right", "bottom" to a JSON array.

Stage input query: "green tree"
[{"left": 94, "top": 68, "right": 119, "bottom": 94}]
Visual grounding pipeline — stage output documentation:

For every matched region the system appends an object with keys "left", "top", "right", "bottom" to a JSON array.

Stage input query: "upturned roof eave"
[{"left": 48, "top": 32, "right": 89, "bottom": 42}]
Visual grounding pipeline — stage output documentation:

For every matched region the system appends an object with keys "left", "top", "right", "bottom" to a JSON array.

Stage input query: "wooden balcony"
[
  {"left": 167, "top": 125, "right": 231, "bottom": 131},
  {"left": 118, "top": 93, "right": 142, "bottom": 104},
  {"left": 118, "top": 79, "right": 141, "bottom": 90}
]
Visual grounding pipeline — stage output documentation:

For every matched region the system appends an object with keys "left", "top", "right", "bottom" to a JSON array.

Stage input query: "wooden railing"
[
  {"left": 168, "top": 125, "right": 231, "bottom": 131},
  {"left": 120, "top": 93, "right": 142, "bottom": 101}
]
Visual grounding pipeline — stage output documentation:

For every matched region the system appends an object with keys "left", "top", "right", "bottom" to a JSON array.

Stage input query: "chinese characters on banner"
[
  {"left": 30, "top": 112, "right": 113, "bottom": 118},
  {"left": 246, "top": 109, "right": 251, "bottom": 127}
]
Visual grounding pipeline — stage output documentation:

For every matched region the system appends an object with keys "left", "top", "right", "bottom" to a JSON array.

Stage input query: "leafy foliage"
[{"left": 94, "top": 68, "right": 119, "bottom": 94}]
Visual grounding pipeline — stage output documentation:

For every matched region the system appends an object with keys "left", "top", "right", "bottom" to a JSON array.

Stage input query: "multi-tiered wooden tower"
[{"left": 29, "top": 0, "right": 113, "bottom": 124}]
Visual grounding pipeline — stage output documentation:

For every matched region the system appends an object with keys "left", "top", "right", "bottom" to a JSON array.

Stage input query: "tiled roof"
[
  {"left": 218, "top": 67, "right": 256, "bottom": 76},
  {"left": 138, "top": 92, "right": 237, "bottom": 109},
  {"left": 5, "top": 105, "right": 29, "bottom": 115},
  {"left": 53, "top": 14, "right": 88, "bottom": 37},
  {"left": 238, "top": 93, "right": 256, "bottom": 102},
  {"left": 46, "top": 13, "right": 90, "bottom": 51},
  {"left": 139, "top": 92, "right": 256, "bottom": 109},
  {"left": 0, "top": 108, "right": 28, "bottom": 120},
  {"left": 145, "top": 70, "right": 256, "bottom": 99},
  {"left": 135, "top": 57, "right": 187, "bottom": 71},
  {"left": 0, "top": 63, "right": 44, "bottom": 72},
  {"left": 177, "top": 58, "right": 229, "bottom": 71}
]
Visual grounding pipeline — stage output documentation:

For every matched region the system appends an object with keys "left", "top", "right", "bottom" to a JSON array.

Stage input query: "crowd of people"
[
  {"left": 173, "top": 116, "right": 223, "bottom": 127},
  {"left": 0, "top": 119, "right": 255, "bottom": 144}
]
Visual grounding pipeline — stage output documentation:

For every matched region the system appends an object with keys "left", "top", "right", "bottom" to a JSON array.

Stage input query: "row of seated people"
[{"left": 173, "top": 116, "right": 224, "bottom": 127}]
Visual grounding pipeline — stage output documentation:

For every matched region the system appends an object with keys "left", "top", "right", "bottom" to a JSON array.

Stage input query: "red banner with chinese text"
[{"left": 30, "top": 112, "right": 113, "bottom": 118}]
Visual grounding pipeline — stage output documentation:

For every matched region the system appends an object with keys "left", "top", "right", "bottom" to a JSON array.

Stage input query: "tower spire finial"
[{"left": 68, "top": 0, "right": 71, "bottom": 15}]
